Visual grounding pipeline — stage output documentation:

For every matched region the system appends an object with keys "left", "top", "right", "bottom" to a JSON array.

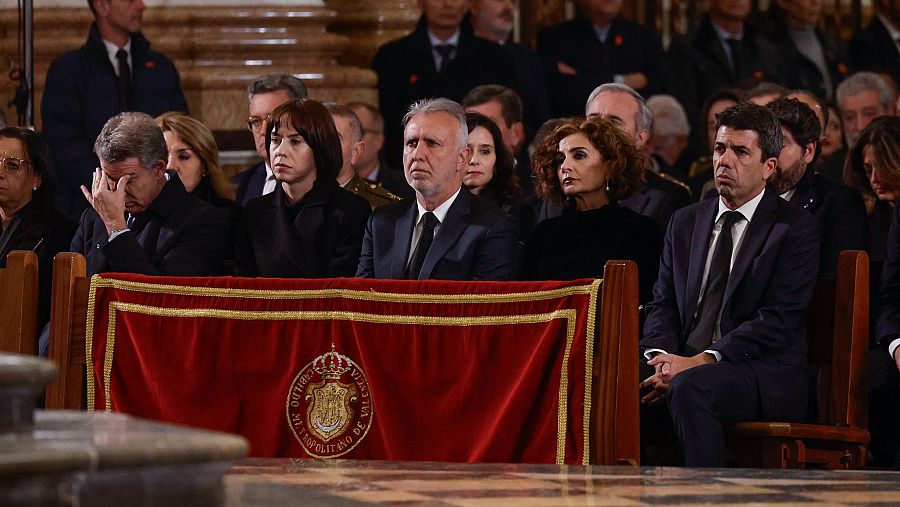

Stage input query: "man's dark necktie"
[
  {"left": 407, "top": 212, "right": 439, "bottom": 279},
  {"left": 434, "top": 44, "right": 456, "bottom": 74},
  {"left": 116, "top": 48, "right": 133, "bottom": 111},
  {"left": 725, "top": 38, "right": 742, "bottom": 76},
  {"left": 684, "top": 210, "right": 743, "bottom": 355}
]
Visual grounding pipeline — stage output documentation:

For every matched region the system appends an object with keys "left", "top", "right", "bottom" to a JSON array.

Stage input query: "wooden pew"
[
  {"left": 0, "top": 250, "right": 39, "bottom": 354},
  {"left": 44, "top": 252, "right": 88, "bottom": 409},
  {"left": 727, "top": 250, "right": 870, "bottom": 469},
  {"left": 41, "top": 254, "right": 641, "bottom": 465}
]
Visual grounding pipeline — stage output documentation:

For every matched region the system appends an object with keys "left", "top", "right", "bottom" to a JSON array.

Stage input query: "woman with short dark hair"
[
  {"left": 521, "top": 117, "right": 661, "bottom": 302},
  {"left": 0, "top": 127, "right": 75, "bottom": 349},
  {"left": 234, "top": 100, "right": 371, "bottom": 277}
]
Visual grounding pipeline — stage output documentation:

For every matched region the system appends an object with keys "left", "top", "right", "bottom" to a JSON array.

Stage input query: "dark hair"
[
  {"left": 247, "top": 74, "right": 308, "bottom": 102},
  {"left": 698, "top": 88, "right": 745, "bottom": 150},
  {"left": 465, "top": 113, "right": 522, "bottom": 202},
  {"left": 715, "top": 102, "right": 784, "bottom": 161},
  {"left": 532, "top": 117, "right": 645, "bottom": 205},
  {"left": 266, "top": 99, "right": 343, "bottom": 181},
  {"left": 748, "top": 82, "right": 790, "bottom": 101},
  {"left": 0, "top": 127, "right": 57, "bottom": 214},
  {"left": 461, "top": 85, "right": 524, "bottom": 127},
  {"left": 843, "top": 115, "right": 900, "bottom": 206},
  {"left": 766, "top": 97, "right": 822, "bottom": 162}
]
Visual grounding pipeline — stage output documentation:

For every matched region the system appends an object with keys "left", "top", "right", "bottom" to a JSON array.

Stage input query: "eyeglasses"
[
  {"left": 247, "top": 115, "right": 272, "bottom": 133},
  {"left": 0, "top": 155, "right": 31, "bottom": 174}
]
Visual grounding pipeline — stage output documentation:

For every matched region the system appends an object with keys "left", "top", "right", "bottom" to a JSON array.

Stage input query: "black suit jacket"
[
  {"left": 619, "top": 171, "right": 694, "bottom": 235},
  {"left": 536, "top": 16, "right": 666, "bottom": 117},
  {"left": 356, "top": 187, "right": 520, "bottom": 280},
  {"left": 850, "top": 16, "right": 900, "bottom": 86},
  {"left": 788, "top": 170, "right": 867, "bottom": 276},
  {"left": 234, "top": 181, "right": 371, "bottom": 278},
  {"left": 763, "top": 17, "right": 851, "bottom": 100},
  {"left": 641, "top": 189, "right": 820, "bottom": 414},
  {"left": 71, "top": 176, "right": 230, "bottom": 276},
  {"left": 232, "top": 161, "right": 267, "bottom": 207},
  {"left": 371, "top": 17, "right": 518, "bottom": 168}
]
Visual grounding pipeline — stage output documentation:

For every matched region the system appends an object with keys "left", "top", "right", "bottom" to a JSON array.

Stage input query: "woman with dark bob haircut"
[
  {"left": 234, "top": 99, "right": 371, "bottom": 277},
  {"left": 844, "top": 115, "right": 900, "bottom": 263},
  {"left": 464, "top": 112, "right": 534, "bottom": 240},
  {"left": 520, "top": 117, "right": 662, "bottom": 302},
  {"left": 0, "top": 127, "right": 75, "bottom": 348}
]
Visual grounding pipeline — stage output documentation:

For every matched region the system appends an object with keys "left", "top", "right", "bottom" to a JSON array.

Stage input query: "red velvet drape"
[{"left": 86, "top": 274, "right": 600, "bottom": 464}]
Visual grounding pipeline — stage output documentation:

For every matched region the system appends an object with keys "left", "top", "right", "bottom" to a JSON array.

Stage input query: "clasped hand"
[
  {"left": 639, "top": 352, "right": 715, "bottom": 405},
  {"left": 81, "top": 168, "right": 129, "bottom": 234}
]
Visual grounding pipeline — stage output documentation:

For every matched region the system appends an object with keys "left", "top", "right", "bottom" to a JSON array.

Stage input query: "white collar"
[
  {"left": 416, "top": 188, "right": 462, "bottom": 224},
  {"left": 711, "top": 20, "right": 743, "bottom": 42},
  {"left": 716, "top": 186, "right": 765, "bottom": 223},
  {"left": 102, "top": 37, "right": 132, "bottom": 64},
  {"left": 428, "top": 29, "right": 461, "bottom": 47}
]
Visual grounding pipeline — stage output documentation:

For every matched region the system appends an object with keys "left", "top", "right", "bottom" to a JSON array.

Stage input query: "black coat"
[
  {"left": 619, "top": 171, "right": 694, "bottom": 235},
  {"left": 371, "top": 17, "right": 518, "bottom": 168},
  {"left": 234, "top": 181, "right": 371, "bottom": 278},
  {"left": 0, "top": 199, "right": 75, "bottom": 341},
  {"left": 537, "top": 16, "right": 666, "bottom": 117},
  {"left": 850, "top": 16, "right": 900, "bottom": 87},
  {"left": 788, "top": 170, "right": 867, "bottom": 276},
  {"left": 232, "top": 161, "right": 266, "bottom": 207},
  {"left": 42, "top": 23, "right": 187, "bottom": 219},
  {"left": 71, "top": 176, "right": 230, "bottom": 277}
]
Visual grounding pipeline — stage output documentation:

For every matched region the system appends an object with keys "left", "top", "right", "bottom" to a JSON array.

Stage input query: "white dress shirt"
[
  {"left": 428, "top": 30, "right": 461, "bottom": 73},
  {"left": 102, "top": 38, "right": 132, "bottom": 77},
  {"left": 407, "top": 188, "right": 461, "bottom": 265}
]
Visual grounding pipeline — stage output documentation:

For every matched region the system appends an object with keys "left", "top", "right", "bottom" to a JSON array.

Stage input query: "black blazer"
[
  {"left": 850, "top": 16, "right": 900, "bottom": 86},
  {"left": 234, "top": 181, "right": 371, "bottom": 278},
  {"left": 71, "top": 176, "right": 230, "bottom": 276},
  {"left": 232, "top": 161, "right": 267, "bottom": 207},
  {"left": 876, "top": 204, "right": 900, "bottom": 349},
  {"left": 641, "top": 189, "right": 820, "bottom": 414},
  {"left": 537, "top": 16, "right": 667, "bottom": 117},
  {"left": 0, "top": 199, "right": 76, "bottom": 339},
  {"left": 619, "top": 171, "right": 694, "bottom": 235},
  {"left": 371, "top": 16, "right": 518, "bottom": 168},
  {"left": 356, "top": 187, "right": 520, "bottom": 280}
]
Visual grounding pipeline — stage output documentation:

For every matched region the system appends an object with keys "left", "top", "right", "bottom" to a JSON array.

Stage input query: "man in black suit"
[
  {"left": 71, "top": 112, "right": 230, "bottom": 276},
  {"left": 765, "top": 96, "right": 867, "bottom": 276},
  {"left": 371, "top": 0, "right": 517, "bottom": 169},
  {"left": 640, "top": 102, "right": 820, "bottom": 467},
  {"left": 468, "top": 0, "right": 551, "bottom": 139},
  {"left": 356, "top": 98, "right": 519, "bottom": 280},
  {"left": 586, "top": 84, "right": 694, "bottom": 234},
  {"left": 850, "top": 0, "right": 900, "bottom": 87},
  {"left": 232, "top": 74, "right": 308, "bottom": 206},
  {"left": 347, "top": 102, "right": 413, "bottom": 199},
  {"left": 874, "top": 203, "right": 900, "bottom": 467},
  {"left": 536, "top": 0, "right": 666, "bottom": 117}
]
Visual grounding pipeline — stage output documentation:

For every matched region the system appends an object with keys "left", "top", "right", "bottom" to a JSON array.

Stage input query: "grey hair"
[
  {"left": 402, "top": 98, "right": 468, "bottom": 149},
  {"left": 585, "top": 83, "right": 653, "bottom": 132},
  {"left": 324, "top": 102, "right": 363, "bottom": 144},
  {"left": 836, "top": 72, "right": 895, "bottom": 111},
  {"left": 94, "top": 112, "right": 167, "bottom": 170},
  {"left": 647, "top": 95, "right": 690, "bottom": 137},
  {"left": 247, "top": 74, "right": 308, "bottom": 103},
  {"left": 347, "top": 102, "right": 385, "bottom": 133}
]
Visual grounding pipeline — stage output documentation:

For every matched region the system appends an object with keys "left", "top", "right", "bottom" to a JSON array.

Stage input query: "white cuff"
[
  {"left": 889, "top": 338, "right": 900, "bottom": 363},
  {"left": 704, "top": 349, "right": 722, "bottom": 362},
  {"left": 643, "top": 348, "right": 667, "bottom": 360}
]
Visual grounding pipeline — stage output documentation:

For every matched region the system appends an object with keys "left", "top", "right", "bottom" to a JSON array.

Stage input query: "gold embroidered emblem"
[{"left": 286, "top": 344, "right": 373, "bottom": 457}]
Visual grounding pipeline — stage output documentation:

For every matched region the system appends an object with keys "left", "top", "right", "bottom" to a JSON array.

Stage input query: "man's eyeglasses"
[
  {"left": 247, "top": 115, "right": 271, "bottom": 133},
  {"left": 0, "top": 155, "right": 31, "bottom": 174}
]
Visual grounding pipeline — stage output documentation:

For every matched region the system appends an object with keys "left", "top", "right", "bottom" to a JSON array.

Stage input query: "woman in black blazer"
[{"left": 234, "top": 100, "right": 371, "bottom": 278}]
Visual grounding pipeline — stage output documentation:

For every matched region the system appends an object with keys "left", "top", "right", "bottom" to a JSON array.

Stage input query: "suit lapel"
[
  {"left": 684, "top": 197, "right": 718, "bottom": 327},
  {"left": 391, "top": 202, "right": 417, "bottom": 278},
  {"left": 723, "top": 190, "right": 777, "bottom": 303},
  {"left": 420, "top": 189, "right": 470, "bottom": 279}
]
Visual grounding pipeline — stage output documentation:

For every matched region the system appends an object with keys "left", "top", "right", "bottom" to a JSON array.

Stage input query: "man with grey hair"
[
  {"left": 233, "top": 73, "right": 308, "bottom": 205},
  {"left": 71, "top": 112, "right": 230, "bottom": 276},
  {"left": 324, "top": 102, "right": 400, "bottom": 209},
  {"left": 357, "top": 98, "right": 519, "bottom": 280},
  {"left": 585, "top": 83, "right": 693, "bottom": 234},
  {"left": 647, "top": 95, "right": 692, "bottom": 180},
  {"left": 836, "top": 71, "right": 896, "bottom": 148}
]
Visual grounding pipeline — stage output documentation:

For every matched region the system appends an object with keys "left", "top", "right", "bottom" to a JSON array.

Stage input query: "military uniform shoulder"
[
  {"left": 345, "top": 175, "right": 401, "bottom": 209},
  {"left": 658, "top": 172, "right": 693, "bottom": 198}
]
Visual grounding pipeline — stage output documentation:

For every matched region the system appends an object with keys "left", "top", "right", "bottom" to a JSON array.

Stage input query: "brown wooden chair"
[
  {"left": 0, "top": 250, "right": 39, "bottom": 354},
  {"left": 592, "top": 260, "right": 641, "bottom": 465},
  {"left": 727, "top": 250, "right": 870, "bottom": 469},
  {"left": 44, "top": 252, "right": 89, "bottom": 410}
]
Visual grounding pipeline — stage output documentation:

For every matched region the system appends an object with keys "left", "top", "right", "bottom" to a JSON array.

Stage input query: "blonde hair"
[{"left": 156, "top": 112, "right": 235, "bottom": 200}]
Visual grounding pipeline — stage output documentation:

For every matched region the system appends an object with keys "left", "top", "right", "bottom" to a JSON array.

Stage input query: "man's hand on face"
[{"left": 81, "top": 167, "right": 129, "bottom": 234}]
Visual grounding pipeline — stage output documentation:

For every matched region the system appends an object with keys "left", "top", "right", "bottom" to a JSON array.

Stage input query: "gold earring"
[{"left": 605, "top": 179, "right": 611, "bottom": 192}]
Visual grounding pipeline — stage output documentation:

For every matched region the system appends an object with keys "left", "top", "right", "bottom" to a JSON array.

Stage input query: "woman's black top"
[
  {"left": 233, "top": 181, "right": 371, "bottom": 278},
  {"left": 519, "top": 203, "right": 662, "bottom": 303}
]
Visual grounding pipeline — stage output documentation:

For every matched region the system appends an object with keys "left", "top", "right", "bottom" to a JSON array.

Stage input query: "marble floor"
[{"left": 224, "top": 459, "right": 900, "bottom": 506}]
